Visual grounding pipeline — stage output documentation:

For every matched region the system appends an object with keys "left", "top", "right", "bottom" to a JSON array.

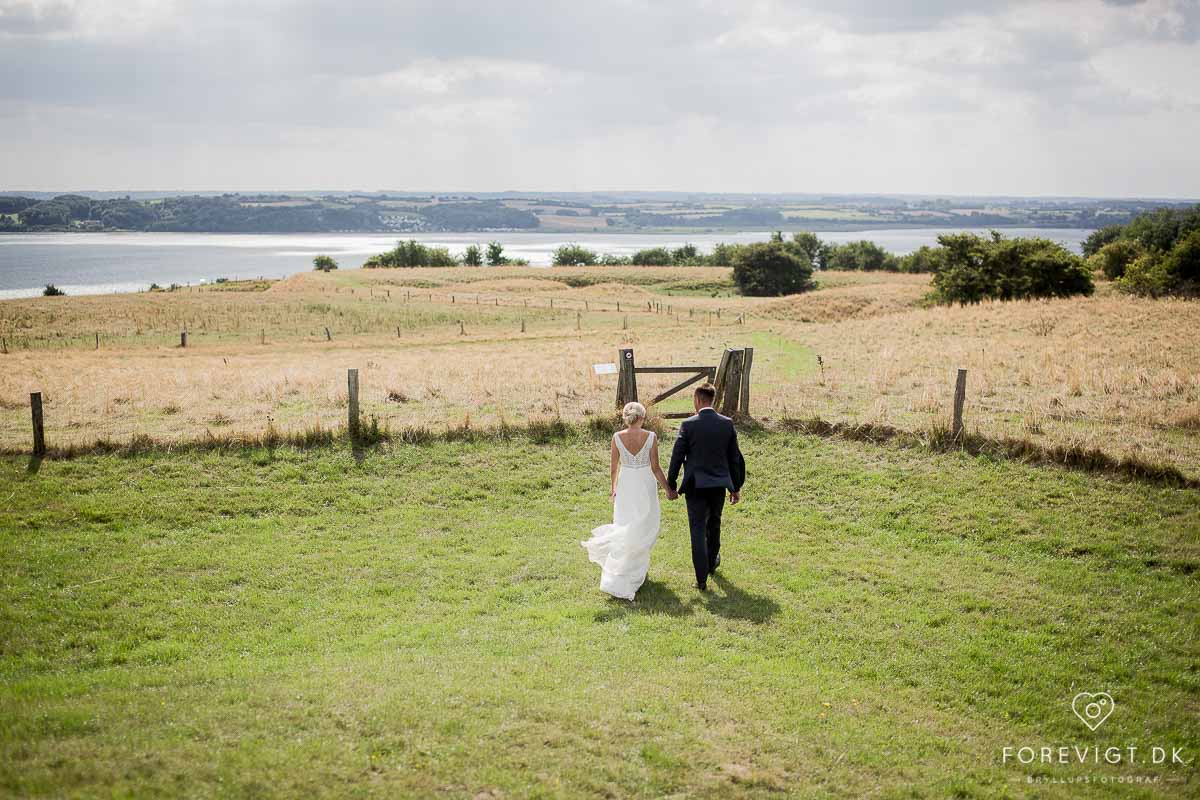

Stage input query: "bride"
[{"left": 581, "top": 402, "right": 673, "bottom": 600}]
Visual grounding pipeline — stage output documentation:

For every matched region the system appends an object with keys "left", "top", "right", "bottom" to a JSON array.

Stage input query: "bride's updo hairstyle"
[{"left": 622, "top": 401, "right": 647, "bottom": 426}]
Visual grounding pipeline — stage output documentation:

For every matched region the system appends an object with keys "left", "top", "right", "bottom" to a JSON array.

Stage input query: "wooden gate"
[{"left": 615, "top": 347, "right": 754, "bottom": 418}]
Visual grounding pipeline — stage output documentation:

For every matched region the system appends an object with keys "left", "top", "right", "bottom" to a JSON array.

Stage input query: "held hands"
[
  {"left": 729, "top": 491, "right": 741, "bottom": 505},
  {"left": 666, "top": 487, "right": 679, "bottom": 501}
]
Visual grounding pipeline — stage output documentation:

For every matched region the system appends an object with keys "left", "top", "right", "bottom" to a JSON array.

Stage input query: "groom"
[{"left": 666, "top": 383, "right": 747, "bottom": 591}]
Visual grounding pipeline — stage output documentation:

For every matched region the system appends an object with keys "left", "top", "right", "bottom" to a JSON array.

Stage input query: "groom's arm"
[
  {"left": 728, "top": 425, "right": 746, "bottom": 492},
  {"left": 667, "top": 423, "right": 689, "bottom": 492}
]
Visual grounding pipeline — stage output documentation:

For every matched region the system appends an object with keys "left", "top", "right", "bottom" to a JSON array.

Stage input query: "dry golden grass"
[
  {"left": 2, "top": 267, "right": 1199, "bottom": 477},
  {"left": 773, "top": 293, "right": 1200, "bottom": 473}
]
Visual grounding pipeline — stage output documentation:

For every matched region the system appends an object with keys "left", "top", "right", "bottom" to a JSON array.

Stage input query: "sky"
[{"left": 1, "top": 0, "right": 1198, "bottom": 197}]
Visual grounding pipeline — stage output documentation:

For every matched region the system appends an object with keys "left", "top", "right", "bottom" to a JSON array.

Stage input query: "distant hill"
[{"left": 2, "top": 190, "right": 1196, "bottom": 234}]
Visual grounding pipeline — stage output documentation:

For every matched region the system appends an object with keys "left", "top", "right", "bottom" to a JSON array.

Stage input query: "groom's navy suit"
[{"left": 667, "top": 407, "right": 746, "bottom": 587}]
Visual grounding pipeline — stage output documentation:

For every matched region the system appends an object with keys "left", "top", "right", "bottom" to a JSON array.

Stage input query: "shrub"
[
  {"left": 462, "top": 244, "right": 483, "bottom": 266},
  {"left": 785, "top": 232, "right": 824, "bottom": 269},
  {"left": 1118, "top": 229, "right": 1200, "bottom": 297},
  {"left": 486, "top": 241, "right": 506, "bottom": 266},
  {"left": 364, "top": 240, "right": 458, "bottom": 268},
  {"left": 731, "top": 242, "right": 815, "bottom": 297},
  {"left": 598, "top": 253, "right": 631, "bottom": 266},
  {"left": 708, "top": 242, "right": 745, "bottom": 266},
  {"left": 824, "top": 240, "right": 899, "bottom": 271},
  {"left": 930, "top": 232, "right": 1093, "bottom": 305},
  {"left": 897, "top": 245, "right": 944, "bottom": 274},
  {"left": 43, "top": 284, "right": 66, "bottom": 296},
  {"left": 630, "top": 247, "right": 672, "bottom": 266},
  {"left": 313, "top": 254, "right": 338, "bottom": 272},
  {"left": 1082, "top": 225, "right": 1124, "bottom": 257},
  {"left": 1089, "top": 240, "right": 1142, "bottom": 280},
  {"left": 1116, "top": 252, "right": 1172, "bottom": 298},
  {"left": 553, "top": 244, "right": 598, "bottom": 266}
]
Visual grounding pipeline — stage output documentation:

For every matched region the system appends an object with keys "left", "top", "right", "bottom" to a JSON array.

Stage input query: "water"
[{"left": 0, "top": 228, "right": 1095, "bottom": 299}]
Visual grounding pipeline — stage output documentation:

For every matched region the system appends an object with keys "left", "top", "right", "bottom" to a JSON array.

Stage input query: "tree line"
[{"left": 1082, "top": 205, "right": 1199, "bottom": 297}]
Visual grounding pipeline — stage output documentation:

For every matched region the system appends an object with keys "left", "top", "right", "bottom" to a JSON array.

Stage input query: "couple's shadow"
[{"left": 594, "top": 573, "right": 780, "bottom": 625}]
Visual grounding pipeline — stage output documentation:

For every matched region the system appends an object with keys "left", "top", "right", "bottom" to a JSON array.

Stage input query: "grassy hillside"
[
  {"left": 2, "top": 431, "right": 1197, "bottom": 797},
  {"left": 3, "top": 267, "right": 1199, "bottom": 480}
]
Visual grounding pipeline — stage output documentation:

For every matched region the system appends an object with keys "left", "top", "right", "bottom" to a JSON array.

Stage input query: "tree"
[
  {"left": 1088, "top": 240, "right": 1142, "bottom": 280},
  {"left": 897, "top": 245, "right": 944, "bottom": 273},
  {"left": 313, "top": 254, "right": 338, "bottom": 272},
  {"left": 486, "top": 241, "right": 506, "bottom": 266},
  {"left": 43, "top": 284, "right": 66, "bottom": 296},
  {"left": 731, "top": 242, "right": 815, "bottom": 297},
  {"left": 553, "top": 244, "right": 598, "bottom": 266},
  {"left": 824, "top": 240, "right": 898, "bottom": 271},
  {"left": 930, "top": 232, "right": 1093, "bottom": 305},
  {"left": 630, "top": 247, "right": 672, "bottom": 266},
  {"left": 1082, "top": 225, "right": 1123, "bottom": 257},
  {"left": 462, "top": 244, "right": 483, "bottom": 266},
  {"left": 786, "top": 232, "right": 824, "bottom": 269},
  {"left": 1118, "top": 229, "right": 1200, "bottom": 297}
]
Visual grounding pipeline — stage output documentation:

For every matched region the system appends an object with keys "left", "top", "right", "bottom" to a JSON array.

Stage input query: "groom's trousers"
[{"left": 684, "top": 487, "right": 726, "bottom": 585}]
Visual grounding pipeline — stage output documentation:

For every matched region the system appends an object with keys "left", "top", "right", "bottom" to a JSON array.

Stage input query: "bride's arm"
[
  {"left": 650, "top": 437, "right": 670, "bottom": 492},
  {"left": 610, "top": 439, "right": 620, "bottom": 502}
]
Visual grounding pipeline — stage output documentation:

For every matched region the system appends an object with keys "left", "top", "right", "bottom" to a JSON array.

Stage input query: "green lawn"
[{"left": 2, "top": 432, "right": 1198, "bottom": 798}]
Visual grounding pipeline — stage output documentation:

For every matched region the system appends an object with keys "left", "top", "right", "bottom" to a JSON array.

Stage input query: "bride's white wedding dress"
[{"left": 581, "top": 431, "right": 661, "bottom": 600}]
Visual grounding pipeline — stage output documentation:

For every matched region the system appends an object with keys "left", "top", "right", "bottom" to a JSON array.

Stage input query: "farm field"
[
  {"left": 2, "top": 266, "right": 1198, "bottom": 480},
  {"left": 2, "top": 431, "right": 1198, "bottom": 798}
]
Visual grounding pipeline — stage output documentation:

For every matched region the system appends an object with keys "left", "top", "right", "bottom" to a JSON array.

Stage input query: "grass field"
[
  {"left": 2, "top": 266, "right": 1199, "bottom": 479},
  {"left": 2, "top": 430, "right": 1197, "bottom": 798}
]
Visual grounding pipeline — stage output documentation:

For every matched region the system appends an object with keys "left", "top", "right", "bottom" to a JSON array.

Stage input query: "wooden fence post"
[
  {"left": 95, "top": 332, "right": 99, "bottom": 350},
  {"left": 324, "top": 327, "right": 332, "bottom": 341},
  {"left": 712, "top": 349, "right": 733, "bottom": 409},
  {"left": 617, "top": 348, "right": 638, "bottom": 407},
  {"left": 952, "top": 368, "right": 968, "bottom": 440},
  {"left": 459, "top": 320, "right": 465, "bottom": 335},
  {"left": 180, "top": 331, "right": 188, "bottom": 348},
  {"left": 31, "top": 392, "right": 45, "bottom": 456},
  {"left": 521, "top": 318, "right": 526, "bottom": 333},
  {"left": 576, "top": 311, "right": 581, "bottom": 330},
  {"left": 720, "top": 351, "right": 743, "bottom": 415},
  {"left": 739, "top": 347, "right": 754, "bottom": 415},
  {"left": 622, "top": 315, "right": 628, "bottom": 330},
  {"left": 1, "top": 337, "right": 7, "bottom": 354},
  {"left": 347, "top": 368, "right": 360, "bottom": 438}
]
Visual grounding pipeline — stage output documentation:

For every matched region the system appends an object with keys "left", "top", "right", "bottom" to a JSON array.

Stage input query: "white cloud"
[{"left": 1, "top": 0, "right": 1198, "bottom": 195}]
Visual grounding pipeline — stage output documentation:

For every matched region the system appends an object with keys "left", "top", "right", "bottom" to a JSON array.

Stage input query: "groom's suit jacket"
[{"left": 667, "top": 407, "right": 746, "bottom": 495}]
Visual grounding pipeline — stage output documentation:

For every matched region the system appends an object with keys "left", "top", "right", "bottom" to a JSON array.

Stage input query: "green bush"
[
  {"left": 43, "top": 284, "right": 66, "bottom": 296},
  {"left": 312, "top": 254, "right": 338, "bottom": 272},
  {"left": 1082, "top": 225, "right": 1124, "bottom": 257},
  {"left": 824, "top": 240, "right": 899, "bottom": 271},
  {"left": 486, "top": 242, "right": 506, "bottom": 266},
  {"left": 731, "top": 242, "right": 815, "bottom": 297},
  {"left": 1089, "top": 239, "right": 1142, "bottom": 280},
  {"left": 930, "top": 232, "right": 1092, "bottom": 305},
  {"left": 462, "top": 244, "right": 483, "bottom": 266},
  {"left": 364, "top": 240, "right": 458, "bottom": 268},
  {"left": 553, "top": 244, "right": 598, "bottom": 266},
  {"left": 1119, "top": 229, "right": 1200, "bottom": 297},
  {"left": 629, "top": 247, "right": 672, "bottom": 266},
  {"left": 897, "top": 245, "right": 944, "bottom": 274}
]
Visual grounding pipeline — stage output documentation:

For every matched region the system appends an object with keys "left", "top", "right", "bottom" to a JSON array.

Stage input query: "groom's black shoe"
[
  {"left": 709, "top": 554, "right": 721, "bottom": 576},
  {"left": 697, "top": 581, "right": 709, "bottom": 592}
]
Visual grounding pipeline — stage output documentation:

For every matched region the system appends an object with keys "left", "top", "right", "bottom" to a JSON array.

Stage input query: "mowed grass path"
[{"left": 2, "top": 433, "right": 1198, "bottom": 798}]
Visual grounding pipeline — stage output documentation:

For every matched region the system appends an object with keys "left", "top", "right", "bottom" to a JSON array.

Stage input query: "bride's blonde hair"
[{"left": 621, "top": 401, "right": 647, "bottom": 426}]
